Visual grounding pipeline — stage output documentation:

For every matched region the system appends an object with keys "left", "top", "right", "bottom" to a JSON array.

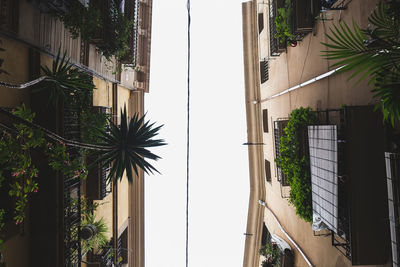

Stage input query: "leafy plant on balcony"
[
  {"left": 55, "top": 0, "right": 102, "bottom": 41},
  {"left": 80, "top": 198, "right": 108, "bottom": 253},
  {"left": 275, "top": 7, "right": 293, "bottom": 44},
  {"left": 321, "top": 0, "right": 400, "bottom": 125},
  {"left": 0, "top": 52, "right": 165, "bottom": 184},
  {"left": 33, "top": 49, "right": 96, "bottom": 108},
  {"left": 81, "top": 111, "right": 111, "bottom": 146},
  {"left": 275, "top": 107, "right": 316, "bottom": 222},
  {"left": 52, "top": 0, "right": 133, "bottom": 61},
  {"left": 96, "top": 1, "right": 134, "bottom": 61},
  {"left": 274, "top": 0, "right": 293, "bottom": 44},
  {"left": 259, "top": 243, "right": 281, "bottom": 266},
  {"left": 0, "top": 105, "right": 87, "bottom": 226}
]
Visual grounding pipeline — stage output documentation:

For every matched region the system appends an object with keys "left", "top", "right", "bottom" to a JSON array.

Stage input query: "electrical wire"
[{"left": 186, "top": 0, "right": 191, "bottom": 267}]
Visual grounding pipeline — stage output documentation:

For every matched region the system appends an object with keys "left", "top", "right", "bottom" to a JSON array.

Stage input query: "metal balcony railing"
[
  {"left": 87, "top": 239, "right": 114, "bottom": 267},
  {"left": 122, "top": 0, "right": 140, "bottom": 65},
  {"left": 385, "top": 152, "right": 400, "bottom": 267},
  {"left": 63, "top": 89, "right": 83, "bottom": 267},
  {"left": 268, "top": 0, "right": 280, "bottom": 56}
]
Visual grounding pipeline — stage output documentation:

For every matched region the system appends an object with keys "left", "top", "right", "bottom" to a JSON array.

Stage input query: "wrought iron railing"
[
  {"left": 314, "top": 109, "right": 352, "bottom": 260},
  {"left": 268, "top": 0, "right": 280, "bottom": 56},
  {"left": 123, "top": 0, "right": 140, "bottom": 65},
  {"left": 86, "top": 106, "right": 112, "bottom": 200},
  {"left": 87, "top": 239, "right": 114, "bottom": 267},
  {"left": 385, "top": 152, "right": 400, "bottom": 267},
  {"left": 63, "top": 89, "right": 83, "bottom": 267}
]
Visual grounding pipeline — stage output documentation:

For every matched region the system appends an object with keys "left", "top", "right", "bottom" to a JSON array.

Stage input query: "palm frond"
[
  {"left": 91, "top": 105, "right": 166, "bottom": 183},
  {"left": 32, "top": 48, "right": 96, "bottom": 107}
]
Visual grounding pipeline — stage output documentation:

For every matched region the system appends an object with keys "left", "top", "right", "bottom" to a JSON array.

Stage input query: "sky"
[{"left": 145, "top": 1, "right": 250, "bottom": 266}]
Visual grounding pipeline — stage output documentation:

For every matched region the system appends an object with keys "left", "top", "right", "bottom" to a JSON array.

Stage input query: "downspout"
[
  {"left": 257, "top": 65, "right": 345, "bottom": 103},
  {"left": 259, "top": 201, "right": 314, "bottom": 267}
]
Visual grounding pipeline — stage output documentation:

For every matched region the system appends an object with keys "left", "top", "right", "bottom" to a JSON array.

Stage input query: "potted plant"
[{"left": 259, "top": 243, "right": 281, "bottom": 266}]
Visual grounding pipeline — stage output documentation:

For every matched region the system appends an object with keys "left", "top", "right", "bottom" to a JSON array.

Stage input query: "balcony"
[
  {"left": 268, "top": 0, "right": 318, "bottom": 56},
  {"left": 86, "top": 106, "right": 112, "bottom": 201},
  {"left": 309, "top": 107, "right": 391, "bottom": 265},
  {"left": 121, "top": 0, "right": 140, "bottom": 65},
  {"left": 86, "top": 239, "right": 114, "bottom": 267}
]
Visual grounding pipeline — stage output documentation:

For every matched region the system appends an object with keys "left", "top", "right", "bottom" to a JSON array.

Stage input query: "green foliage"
[
  {"left": 0, "top": 105, "right": 44, "bottom": 224},
  {"left": 56, "top": 1, "right": 102, "bottom": 41},
  {"left": 274, "top": 0, "right": 293, "bottom": 44},
  {"left": 90, "top": 106, "right": 166, "bottom": 183},
  {"left": 53, "top": 0, "right": 133, "bottom": 61},
  {"left": 259, "top": 243, "right": 281, "bottom": 266},
  {"left": 275, "top": 8, "right": 293, "bottom": 43},
  {"left": 45, "top": 141, "right": 87, "bottom": 181},
  {"left": 0, "top": 105, "right": 87, "bottom": 225},
  {"left": 81, "top": 111, "right": 110, "bottom": 145},
  {"left": 33, "top": 49, "right": 96, "bottom": 107},
  {"left": 97, "top": 1, "right": 134, "bottom": 61},
  {"left": 80, "top": 198, "right": 108, "bottom": 253},
  {"left": 275, "top": 107, "right": 316, "bottom": 222},
  {"left": 321, "top": 1, "right": 400, "bottom": 125}
]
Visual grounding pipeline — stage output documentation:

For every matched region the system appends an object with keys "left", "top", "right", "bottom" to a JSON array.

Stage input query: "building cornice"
[{"left": 242, "top": 1, "right": 266, "bottom": 267}]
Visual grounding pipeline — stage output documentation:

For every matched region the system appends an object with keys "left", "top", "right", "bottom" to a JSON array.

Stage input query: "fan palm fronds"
[
  {"left": 321, "top": 1, "right": 400, "bottom": 124},
  {"left": 81, "top": 213, "right": 108, "bottom": 253},
  {"left": 90, "top": 105, "right": 166, "bottom": 183}
]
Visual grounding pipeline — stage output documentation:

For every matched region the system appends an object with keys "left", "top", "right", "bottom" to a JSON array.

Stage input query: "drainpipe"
[
  {"left": 258, "top": 200, "right": 314, "bottom": 267},
  {"left": 256, "top": 65, "right": 345, "bottom": 103}
]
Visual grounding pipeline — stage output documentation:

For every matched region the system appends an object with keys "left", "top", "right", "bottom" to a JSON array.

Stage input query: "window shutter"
[
  {"left": 260, "top": 60, "right": 269, "bottom": 84},
  {"left": 265, "top": 159, "right": 271, "bottom": 182},
  {"left": 263, "top": 109, "right": 268, "bottom": 133},
  {"left": 258, "top": 13, "right": 264, "bottom": 34}
]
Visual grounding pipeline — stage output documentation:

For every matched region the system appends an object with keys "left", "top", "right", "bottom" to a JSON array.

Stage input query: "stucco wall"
[
  {"left": 93, "top": 77, "right": 112, "bottom": 108},
  {"left": 0, "top": 38, "right": 30, "bottom": 107}
]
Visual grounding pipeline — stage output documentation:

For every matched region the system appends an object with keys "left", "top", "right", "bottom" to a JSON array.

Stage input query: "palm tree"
[
  {"left": 321, "top": 0, "right": 400, "bottom": 125},
  {"left": 0, "top": 50, "right": 165, "bottom": 183}
]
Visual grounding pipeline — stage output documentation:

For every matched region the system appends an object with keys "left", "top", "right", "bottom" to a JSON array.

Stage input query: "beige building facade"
[
  {"left": 242, "top": 0, "right": 393, "bottom": 266},
  {"left": 0, "top": 0, "right": 153, "bottom": 266}
]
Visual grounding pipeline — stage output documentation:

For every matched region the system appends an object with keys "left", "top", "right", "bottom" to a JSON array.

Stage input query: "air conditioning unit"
[{"left": 134, "top": 81, "right": 145, "bottom": 90}]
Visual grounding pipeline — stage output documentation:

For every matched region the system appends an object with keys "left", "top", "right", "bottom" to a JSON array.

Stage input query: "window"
[
  {"left": 112, "top": 83, "right": 119, "bottom": 125},
  {"left": 0, "top": 0, "right": 19, "bottom": 34},
  {"left": 263, "top": 109, "right": 268, "bottom": 133},
  {"left": 265, "top": 159, "right": 271, "bottom": 182},
  {"left": 258, "top": 13, "right": 264, "bottom": 34},
  {"left": 260, "top": 60, "right": 269, "bottom": 84},
  {"left": 274, "top": 119, "right": 289, "bottom": 186},
  {"left": 86, "top": 106, "right": 112, "bottom": 200}
]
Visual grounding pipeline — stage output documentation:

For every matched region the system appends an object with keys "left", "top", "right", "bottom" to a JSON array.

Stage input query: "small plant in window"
[{"left": 259, "top": 243, "right": 281, "bottom": 266}]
